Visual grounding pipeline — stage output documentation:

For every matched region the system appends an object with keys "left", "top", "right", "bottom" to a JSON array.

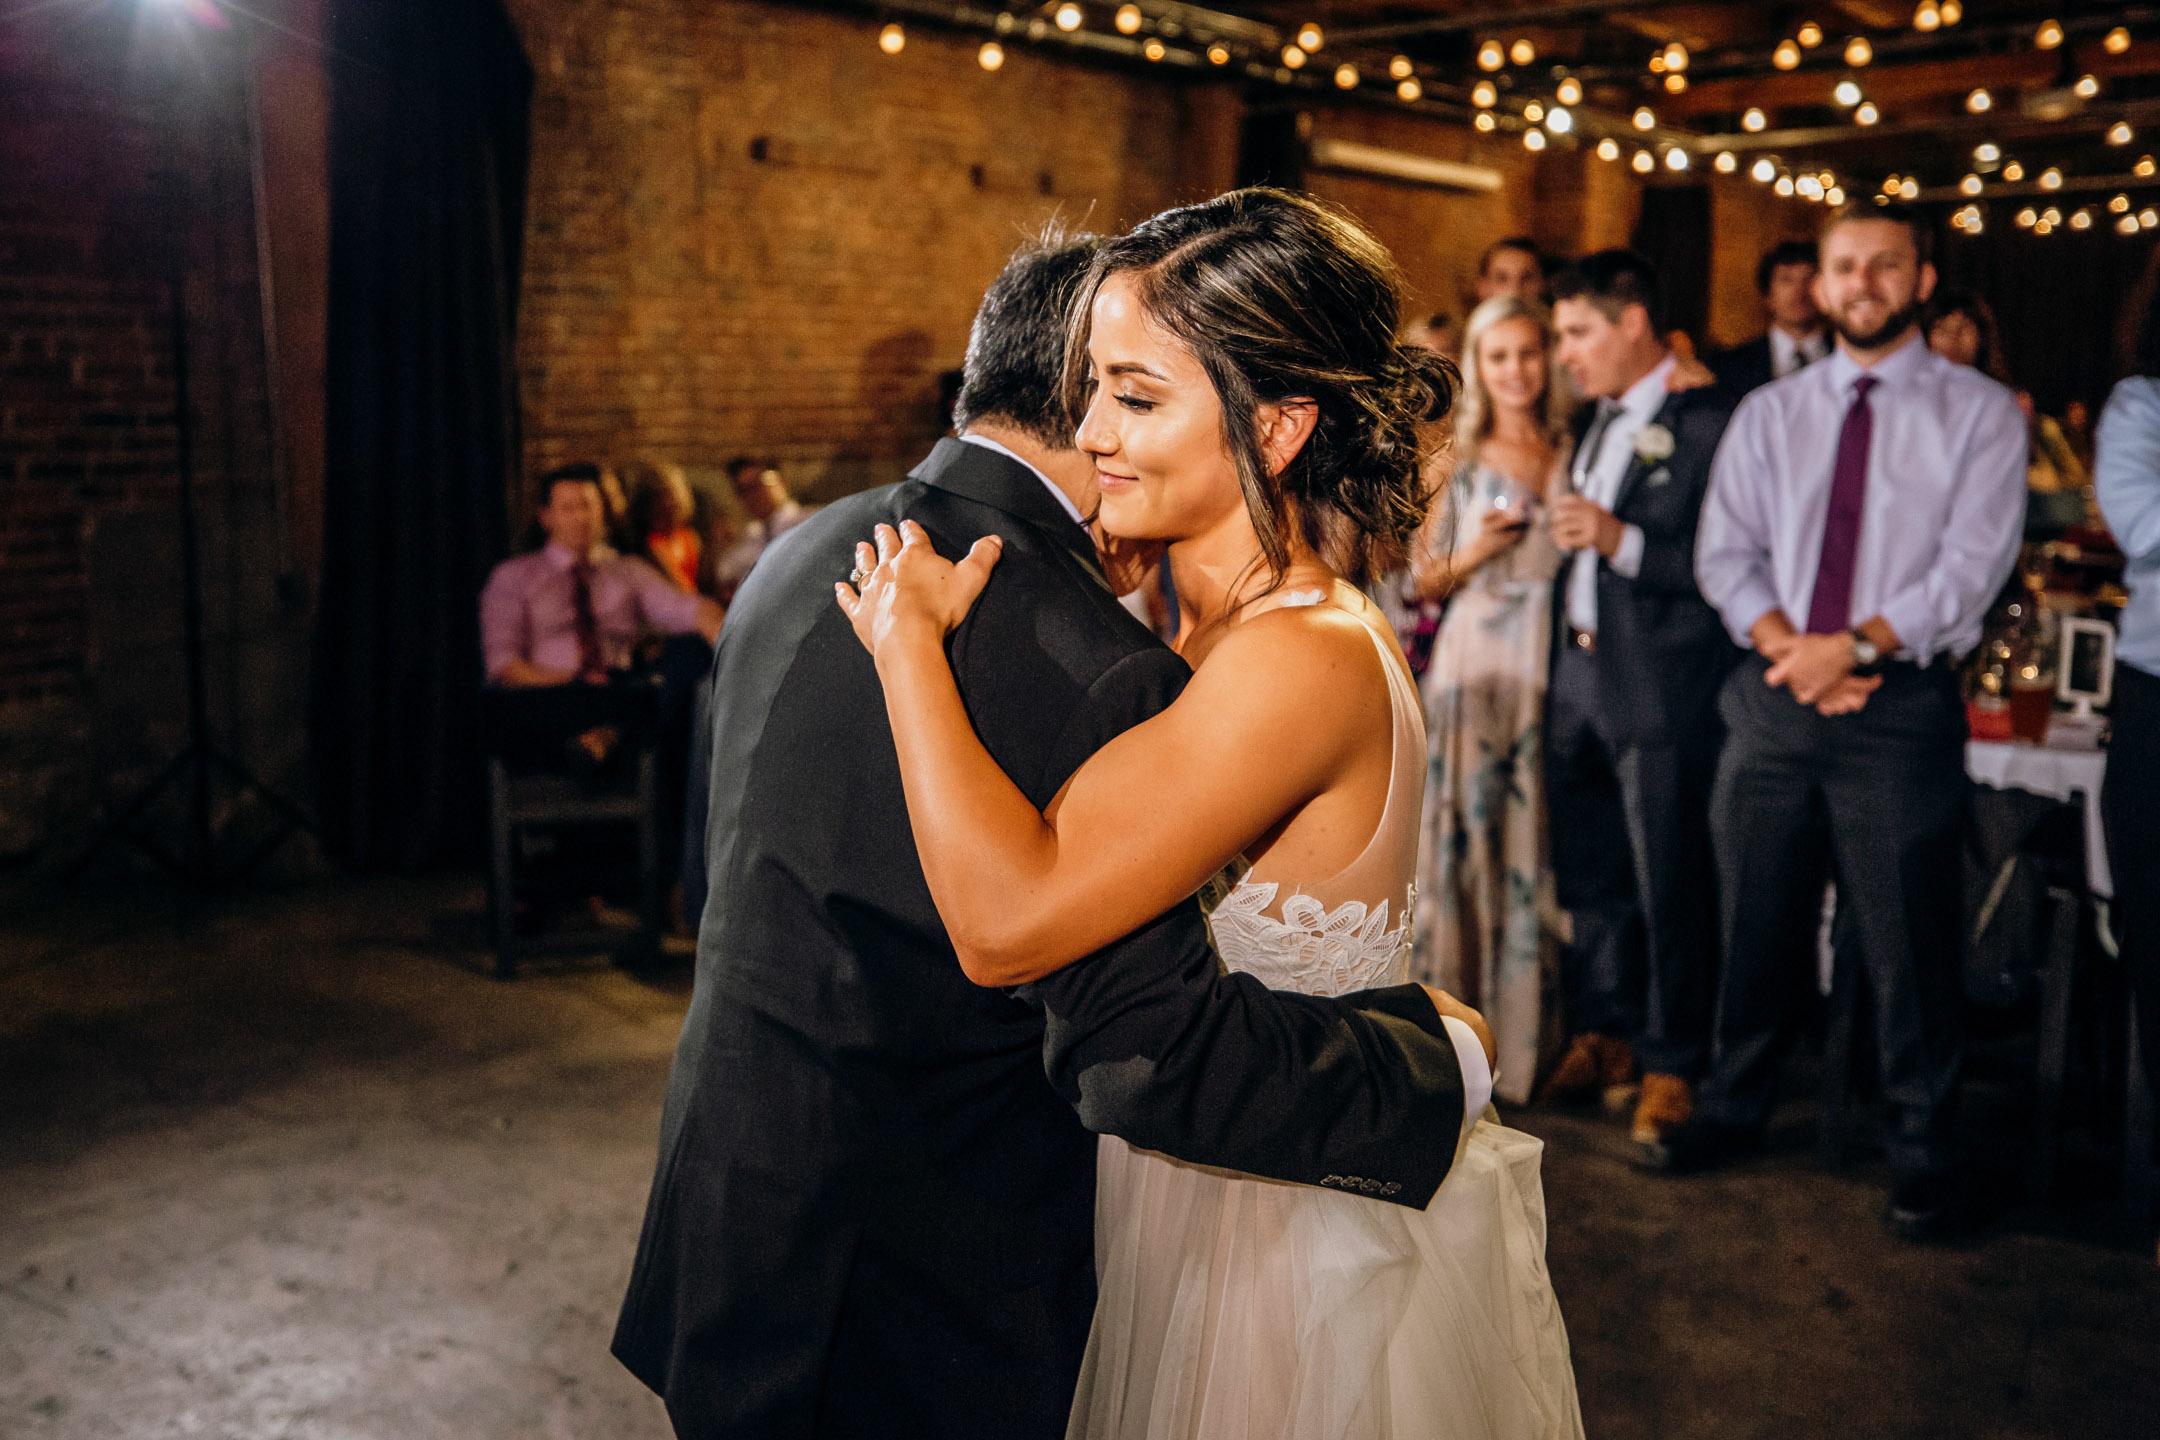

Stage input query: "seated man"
[
  {"left": 482, "top": 465, "right": 722, "bottom": 690},
  {"left": 712, "top": 458, "right": 815, "bottom": 600}
]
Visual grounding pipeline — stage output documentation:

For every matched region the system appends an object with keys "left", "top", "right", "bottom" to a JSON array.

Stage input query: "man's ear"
[
  {"left": 1257, "top": 399, "right": 1319, "bottom": 477},
  {"left": 1915, "top": 262, "right": 1939, "bottom": 306}
]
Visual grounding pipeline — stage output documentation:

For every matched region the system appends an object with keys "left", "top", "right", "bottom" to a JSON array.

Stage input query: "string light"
[
  {"left": 1281, "top": 44, "right": 1306, "bottom": 68},
  {"left": 1799, "top": 175, "right": 1824, "bottom": 199},
  {"left": 1714, "top": 150, "right": 1738, "bottom": 173},
  {"left": 1114, "top": 4, "right": 1141, "bottom": 33},
  {"left": 1334, "top": 63, "right": 1358, "bottom": 89},
  {"left": 1524, "top": 128, "right": 1548, "bottom": 151},
  {"left": 1776, "top": 174, "right": 1797, "bottom": 196},
  {"left": 2043, "top": 207, "right": 2063, "bottom": 225},
  {"left": 1913, "top": 1, "right": 1940, "bottom": 32},
  {"left": 1143, "top": 37, "right": 1165, "bottom": 60},
  {"left": 1753, "top": 157, "right": 1777, "bottom": 182},
  {"left": 1546, "top": 106, "right": 1573, "bottom": 134},
  {"left": 1400, "top": 77, "right": 1425, "bottom": 102},
  {"left": 2138, "top": 156, "right": 2158, "bottom": 178},
  {"left": 1883, "top": 175, "right": 1902, "bottom": 194},
  {"left": 2106, "top": 26, "right": 2132, "bottom": 55},
  {"left": 1510, "top": 38, "right": 1536, "bottom": 65},
  {"left": 2120, "top": 214, "right": 2142, "bottom": 235},
  {"left": 1472, "top": 80, "right": 1497, "bottom": 107},
  {"left": 1665, "top": 73, "right": 1688, "bottom": 94},
  {"left": 2035, "top": 218, "right": 2054, "bottom": 235},
  {"left": 1389, "top": 55, "right": 1413, "bottom": 80},
  {"left": 1844, "top": 36, "right": 1872, "bottom": 67},
  {"left": 1940, "top": 0, "right": 1961, "bottom": 23},
  {"left": 1827, "top": 186, "right": 1845, "bottom": 205},
  {"left": 2110, "top": 122, "right": 2136, "bottom": 146},
  {"left": 1834, "top": 79, "right": 1862, "bottom": 106},
  {"left": 1054, "top": 3, "right": 1082, "bottom": 31},
  {"left": 1597, "top": 138, "right": 1620, "bottom": 161},
  {"left": 2036, "top": 19, "right": 2064, "bottom": 50},
  {"left": 1798, "top": 22, "right": 1823, "bottom": 47},
  {"left": 1557, "top": 77, "right": 1583, "bottom": 105},
  {"left": 1524, "top": 101, "right": 1545, "bottom": 122},
  {"left": 2075, "top": 74, "right": 2100, "bottom": 99},
  {"left": 1966, "top": 88, "right": 1992, "bottom": 113},
  {"left": 1632, "top": 150, "right": 1656, "bottom": 174},
  {"left": 2003, "top": 160, "right": 2026, "bottom": 182},
  {"left": 2017, "top": 207, "right": 2038, "bottom": 227},
  {"left": 1477, "top": 40, "right": 1505, "bottom": 70},
  {"left": 1975, "top": 143, "right": 2000, "bottom": 164},
  {"left": 1666, "top": 147, "right": 1689, "bottom": 171},
  {"left": 1470, "top": 107, "right": 1492, "bottom": 127},
  {"left": 2142, "top": 208, "right": 2159, "bottom": 228},
  {"left": 1633, "top": 107, "right": 1656, "bottom": 130},
  {"left": 2112, "top": 193, "right": 2133, "bottom": 213},
  {"left": 1900, "top": 178, "right": 1919, "bottom": 199},
  {"left": 1960, "top": 174, "right": 1983, "bottom": 195},
  {"left": 1856, "top": 102, "right": 1880, "bottom": 125},
  {"left": 879, "top": 21, "right": 905, "bottom": 53},
  {"left": 2071, "top": 209, "right": 2094, "bottom": 230},
  {"left": 1774, "top": 40, "right": 1801, "bottom": 70},
  {"left": 1297, "top": 22, "right": 1324, "bottom": 51},
  {"left": 979, "top": 40, "right": 1005, "bottom": 69},
  {"left": 2039, "top": 167, "right": 2064, "bottom": 190},
  {"left": 1743, "top": 108, "right": 1767, "bottom": 132},
  {"left": 1649, "top": 52, "right": 1666, "bottom": 74},
  {"left": 1663, "top": 42, "right": 1688, "bottom": 72},
  {"left": 1208, "top": 44, "right": 1229, "bottom": 64}
]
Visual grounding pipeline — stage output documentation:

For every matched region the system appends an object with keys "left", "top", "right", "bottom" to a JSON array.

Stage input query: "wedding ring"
[{"left": 848, "top": 566, "right": 871, "bottom": 586}]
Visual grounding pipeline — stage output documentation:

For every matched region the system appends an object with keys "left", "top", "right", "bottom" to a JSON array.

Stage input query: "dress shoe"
[
  {"left": 1886, "top": 1171, "right": 1964, "bottom": 1243},
  {"left": 1597, "top": 1037, "right": 1641, "bottom": 1112},
  {"left": 1634, "top": 1116, "right": 1759, "bottom": 1175},
  {"left": 1542, "top": 1034, "right": 1629, "bottom": 1104},
  {"left": 1630, "top": 1073, "right": 1695, "bottom": 1146}
]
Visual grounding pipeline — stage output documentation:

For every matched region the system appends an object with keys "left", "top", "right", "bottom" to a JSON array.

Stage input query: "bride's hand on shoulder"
[
  {"left": 1420, "top": 985, "right": 1498, "bottom": 1072},
  {"left": 835, "top": 520, "right": 1003, "bottom": 659}
]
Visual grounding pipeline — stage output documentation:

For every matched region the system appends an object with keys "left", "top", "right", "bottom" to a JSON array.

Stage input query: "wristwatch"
[{"left": 1848, "top": 630, "right": 1884, "bottom": 676}]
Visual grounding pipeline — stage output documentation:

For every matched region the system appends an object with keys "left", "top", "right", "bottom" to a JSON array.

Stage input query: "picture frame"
[{"left": 2056, "top": 616, "right": 2116, "bottom": 714}]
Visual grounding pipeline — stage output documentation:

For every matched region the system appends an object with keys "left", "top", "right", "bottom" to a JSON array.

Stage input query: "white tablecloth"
[{"left": 1966, "top": 739, "right": 2113, "bottom": 899}]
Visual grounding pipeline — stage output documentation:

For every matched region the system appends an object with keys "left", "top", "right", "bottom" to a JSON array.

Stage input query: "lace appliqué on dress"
[{"left": 1202, "top": 873, "right": 1414, "bottom": 999}]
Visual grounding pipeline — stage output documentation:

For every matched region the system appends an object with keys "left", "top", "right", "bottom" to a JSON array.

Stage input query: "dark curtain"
[
  {"left": 313, "top": 0, "right": 531, "bottom": 868},
  {"left": 1632, "top": 185, "right": 1712, "bottom": 345}
]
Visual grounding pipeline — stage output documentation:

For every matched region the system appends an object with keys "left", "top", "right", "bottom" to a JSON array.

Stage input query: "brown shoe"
[
  {"left": 1597, "top": 1036, "right": 1641, "bottom": 1111},
  {"left": 1631, "top": 1073, "right": 1695, "bottom": 1145},
  {"left": 1542, "top": 1034, "right": 1607, "bottom": 1103}
]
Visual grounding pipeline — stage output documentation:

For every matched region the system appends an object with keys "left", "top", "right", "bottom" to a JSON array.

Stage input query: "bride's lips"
[{"left": 1096, "top": 469, "right": 1140, "bottom": 492}]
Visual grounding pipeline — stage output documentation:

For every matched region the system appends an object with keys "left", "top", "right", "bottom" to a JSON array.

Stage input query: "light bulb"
[
  {"left": 1545, "top": 106, "right": 1572, "bottom": 134},
  {"left": 1798, "top": 175, "right": 1824, "bottom": 199},
  {"left": 2106, "top": 26, "right": 2132, "bottom": 55},
  {"left": 2035, "top": 220, "right": 2054, "bottom": 235},
  {"left": 1470, "top": 107, "right": 1492, "bottom": 127},
  {"left": 1940, "top": 0, "right": 1961, "bottom": 22},
  {"left": 2043, "top": 207, "right": 2062, "bottom": 225},
  {"left": 1966, "top": 88, "right": 1991, "bottom": 113},
  {"left": 1400, "top": 77, "right": 1424, "bottom": 102},
  {"left": 1477, "top": 40, "right": 1505, "bottom": 71},
  {"left": 1281, "top": 45, "right": 1305, "bottom": 68},
  {"left": 1558, "top": 77, "right": 1583, "bottom": 105},
  {"left": 1856, "top": 102, "right": 1880, "bottom": 125},
  {"left": 2039, "top": 168, "right": 2063, "bottom": 190},
  {"left": 2112, "top": 193, "right": 2132, "bottom": 213},
  {"left": 2138, "top": 156, "right": 2158, "bottom": 178},
  {"left": 1827, "top": 186, "right": 1845, "bottom": 205},
  {"left": 2075, "top": 74, "right": 2100, "bottom": 99},
  {"left": 1510, "top": 38, "right": 1535, "bottom": 65},
  {"left": 2071, "top": 209, "right": 2093, "bottom": 230},
  {"left": 1524, "top": 101, "right": 1545, "bottom": 122},
  {"left": 2003, "top": 160, "right": 2025, "bottom": 182},
  {"left": 1208, "top": 44, "right": 1229, "bottom": 64},
  {"left": 1297, "top": 22, "right": 1323, "bottom": 51},
  {"left": 1743, "top": 108, "right": 1767, "bottom": 132},
  {"left": 1114, "top": 3, "right": 1142, "bottom": 32},
  {"left": 1632, "top": 150, "right": 1656, "bottom": 174},
  {"left": 1389, "top": 55, "right": 1413, "bottom": 80},
  {"left": 1714, "top": 150, "right": 1738, "bottom": 172},
  {"left": 1844, "top": 36, "right": 1872, "bottom": 66},
  {"left": 1975, "top": 142, "right": 2000, "bottom": 163},
  {"left": 878, "top": 22, "right": 905, "bottom": 53},
  {"left": 1834, "top": 79, "right": 1862, "bottom": 106},
  {"left": 1776, "top": 175, "right": 1797, "bottom": 196},
  {"left": 1664, "top": 42, "right": 1688, "bottom": 72},
  {"left": 1960, "top": 174, "right": 1982, "bottom": 195},
  {"left": 1665, "top": 147, "right": 1689, "bottom": 171},
  {"left": 1665, "top": 73, "right": 1688, "bottom": 94},
  {"left": 1054, "top": 4, "right": 1082, "bottom": 31},
  {"left": 1334, "top": 64, "right": 1357, "bottom": 89},
  {"left": 1633, "top": 106, "right": 1656, "bottom": 130},
  {"left": 1597, "top": 138, "right": 1620, "bottom": 161},
  {"left": 1798, "top": 22, "right": 1823, "bottom": 47},
  {"left": 1472, "top": 80, "right": 1497, "bottom": 107},
  {"left": 1900, "top": 178, "right": 1919, "bottom": 199},
  {"left": 2141, "top": 208, "right": 2158, "bottom": 228},
  {"left": 2110, "top": 122, "right": 2135, "bottom": 146},
  {"left": 2036, "top": 20, "right": 2064, "bottom": 49},
  {"left": 1774, "top": 40, "right": 1801, "bottom": 70},
  {"left": 1143, "top": 37, "right": 1165, "bottom": 60},
  {"left": 1913, "top": 1, "right": 1940, "bottom": 32},
  {"left": 1883, "top": 174, "right": 1901, "bottom": 193},
  {"left": 2016, "top": 207, "right": 2037, "bottom": 228},
  {"left": 979, "top": 40, "right": 1005, "bottom": 69},
  {"left": 1753, "top": 157, "right": 1777, "bottom": 182},
  {"left": 2120, "top": 214, "right": 2141, "bottom": 235},
  {"left": 1524, "top": 129, "right": 1548, "bottom": 152}
]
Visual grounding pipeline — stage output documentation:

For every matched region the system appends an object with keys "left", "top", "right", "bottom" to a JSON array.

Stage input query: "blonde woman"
[{"left": 1408, "top": 296, "right": 1574, "bottom": 1103}]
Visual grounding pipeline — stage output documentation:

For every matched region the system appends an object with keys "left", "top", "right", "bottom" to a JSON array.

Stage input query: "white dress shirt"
[
  {"left": 1564, "top": 354, "right": 1671, "bottom": 633},
  {"left": 1770, "top": 327, "right": 1829, "bottom": 379},
  {"left": 1696, "top": 332, "right": 2027, "bottom": 663}
]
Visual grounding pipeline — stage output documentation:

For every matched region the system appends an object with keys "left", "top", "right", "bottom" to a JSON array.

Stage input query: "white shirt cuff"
[
  {"left": 1440, "top": 1016, "right": 1494, "bottom": 1132},
  {"left": 1609, "top": 523, "right": 1646, "bottom": 580}
]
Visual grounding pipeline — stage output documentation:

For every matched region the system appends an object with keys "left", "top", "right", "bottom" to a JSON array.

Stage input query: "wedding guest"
[
  {"left": 712, "top": 458, "right": 815, "bottom": 600},
  {"left": 1928, "top": 290, "right": 2091, "bottom": 535},
  {"left": 1408, "top": 296, "right": 1573, "bottom": 1101},
  {"left": 1477, "top": 236, "right": 1547, "bottom": 305},
  {"left": 623, "top": 459, "right": 705, "bottom": 594},
  {"left": 1541, "top": 249, "right": 1738, "bottom": 1149},
  {"left": 1711, "top": 240, "right": 1829, "bottom": 397},
  {"left": 2093, "top": 269, "right": 2160, "bottom": 1171},
  {"left": 1926, "top": 287, "right": 2011, "bottom": 383},
  {"left": 1670, "top": 204, "right": 2026, "bottom": 1242}
]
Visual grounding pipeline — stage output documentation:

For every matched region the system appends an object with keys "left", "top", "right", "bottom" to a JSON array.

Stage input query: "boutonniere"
[{"left": 1633, "top": 424, "right": 1675, "bottom": 462}]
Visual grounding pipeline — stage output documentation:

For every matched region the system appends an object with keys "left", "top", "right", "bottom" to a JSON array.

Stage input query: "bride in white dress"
[{"left": 838, "top": 189, "right": 1582, "bottom": 1440}]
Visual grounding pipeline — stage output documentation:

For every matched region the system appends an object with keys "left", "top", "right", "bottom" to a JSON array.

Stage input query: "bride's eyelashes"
[{"left": 1115, "top": 393, "right": 1157, "bottom": 413}]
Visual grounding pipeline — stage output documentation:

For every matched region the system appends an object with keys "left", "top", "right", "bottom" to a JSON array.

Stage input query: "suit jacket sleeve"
[
  {"left": 1016, "top": 648, "right": 1468, "bottom": 1209},
  {"left": 1632, "top": 402, "right": 1730, "bottom": 597}
]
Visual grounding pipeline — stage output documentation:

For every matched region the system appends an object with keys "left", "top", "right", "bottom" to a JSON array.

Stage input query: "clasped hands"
[
  {"left": 1546, "top": 495, "right": 1624, "bottom": 556},
  {"left": 1756, "top": 622, "right": 1881, "bottom": 716}
]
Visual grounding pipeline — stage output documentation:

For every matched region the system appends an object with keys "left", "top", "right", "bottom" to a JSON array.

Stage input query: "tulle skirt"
[{"left": 1069, "top": 1118, "right": 1584, "bottom": 1440}]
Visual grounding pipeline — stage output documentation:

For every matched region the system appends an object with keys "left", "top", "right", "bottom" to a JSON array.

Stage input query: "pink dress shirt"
[{"left": 480, "top": 542, "right": 702, "bottom": 680}]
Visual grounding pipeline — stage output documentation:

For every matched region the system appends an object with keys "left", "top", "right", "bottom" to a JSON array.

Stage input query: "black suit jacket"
[
  {"left": 613, "top": 438, "right": 1468, "bottom": 1440},
  {"left": 1709, "top": 334, "right": 1776, "bottom": 399},
  {"left": 1556, "top": 386, "right": 1742, "bottom": 745}
]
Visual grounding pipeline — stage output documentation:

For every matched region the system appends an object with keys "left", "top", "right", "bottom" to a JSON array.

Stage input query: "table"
[{"left": 1966, "top": 735, "right": 2112, "bottom": 899}]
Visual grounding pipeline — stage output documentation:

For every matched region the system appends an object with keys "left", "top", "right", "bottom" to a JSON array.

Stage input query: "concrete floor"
[{"left": 2, "top": 876, "right": 2154, "bottom": 1440}]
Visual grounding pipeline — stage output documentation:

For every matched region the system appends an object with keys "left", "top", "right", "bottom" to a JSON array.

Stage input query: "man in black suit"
[
  {"left": 612, "top": 234, "right": 1488, "bottom": 1440},
  {"left": 1709, "top": 239, "right": 1828, "bottom": 399},
  {"left": 1540, "top": 249, "right": 1740, "bottom": 1157}
]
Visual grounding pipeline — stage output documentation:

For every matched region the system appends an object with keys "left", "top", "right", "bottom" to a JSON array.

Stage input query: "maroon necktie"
[
  {"left": 1805, "top": 374, "right": 1878, "bottom": 634},
  {"left": 570, "top": 559, "right": 603, "bottom": 675}
]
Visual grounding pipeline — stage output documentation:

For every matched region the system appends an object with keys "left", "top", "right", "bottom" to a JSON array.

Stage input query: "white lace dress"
[{"left": 1068, "top": 605, "right": 1584, "bottom": 1440}]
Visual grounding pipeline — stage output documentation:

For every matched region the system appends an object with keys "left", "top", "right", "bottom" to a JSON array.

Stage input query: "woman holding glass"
[{"left": 1408, "top": 295, "right": 1573, "bottom": 1102}]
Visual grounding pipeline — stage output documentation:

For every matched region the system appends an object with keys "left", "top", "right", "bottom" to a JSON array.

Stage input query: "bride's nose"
[{"left": 1075, "top": 390, "right": 1118, "bottom": 457}]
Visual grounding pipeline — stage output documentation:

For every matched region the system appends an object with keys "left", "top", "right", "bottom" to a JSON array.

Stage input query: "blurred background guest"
[
  {"left": 622, "top": 458, "right": 706, "bottom": 595},
  {"left": 1930, "top": 289, "right": 2092, "bottom": 536},
  {"left": 712, "top": 457, "right": 815, "bottom": 600},
  {"left": 1711, "top": 239, "right": 1828, "bottom": 398},
  {"left": 1408, "top": 295, "right": 1572, "bottom": 1102},
  {"left": 2094, "top": 278, "right": 2160, "bottom": 1172},
  {"left": 1477, "top": 235, "right": 1548, "bottom": 306},
  {"left": 1926, "top": 287, "right": 2012, "bottom": 383}
]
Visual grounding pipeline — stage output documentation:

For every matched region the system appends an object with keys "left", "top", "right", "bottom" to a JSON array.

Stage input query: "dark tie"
[
  {"left": 1575, "top": 399, "right": 1621, "bottom": 490},
  {"left": 1805, "top": 374, "right": 1879, "bottom": 634},
  {"left": 571, "top": 559, "right": 604, "bottom": 675}
]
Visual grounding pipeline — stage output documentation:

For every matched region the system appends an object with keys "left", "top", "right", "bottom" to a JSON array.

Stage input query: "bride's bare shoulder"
[{"left": 1184, "top": 597, "right": 1391, "bottom": 714}]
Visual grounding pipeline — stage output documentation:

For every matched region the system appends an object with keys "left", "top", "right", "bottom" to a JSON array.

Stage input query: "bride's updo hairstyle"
[{"left": 1063, "top": 187, "right": 1457, "bottom": 586}]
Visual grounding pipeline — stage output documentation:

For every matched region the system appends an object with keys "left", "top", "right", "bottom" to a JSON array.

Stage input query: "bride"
[{"left": 837, "top": 189, "right": 1583, "bottom": 1440}]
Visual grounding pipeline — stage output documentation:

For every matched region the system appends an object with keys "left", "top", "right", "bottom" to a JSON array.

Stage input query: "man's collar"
[
  {"left": 542, "top": 541, "right": 605, "bottom": 569},
  {"left": 1826, "top": 328, "right": 1929, "bottom": 390},
  {"left": 1617, "top": 353, "right": 1678, "bottom": 420},
  {"left": 910, "top": 437, "right": 1098, "bottom": 569},
  {"left": 958, "top": 431, "right": 1087, "bottom": 526}
]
